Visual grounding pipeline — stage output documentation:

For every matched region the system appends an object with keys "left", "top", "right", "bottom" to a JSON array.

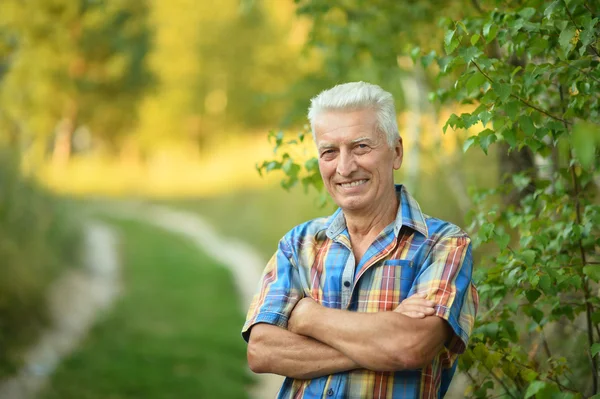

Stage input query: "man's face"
[{"left": 314, "top": 108, "right": 403, "bottom": 215}]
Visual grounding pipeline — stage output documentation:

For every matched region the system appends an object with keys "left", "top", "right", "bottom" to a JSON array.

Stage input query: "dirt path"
[
  {"left": 0, "top": 204, "right": 282, "bottom": 399},
  {"left": 108, "top": 202, "right": 283, "bottom": 399},
  {"left": 0, "top": 222, "right": 120, "bottom": 399}
]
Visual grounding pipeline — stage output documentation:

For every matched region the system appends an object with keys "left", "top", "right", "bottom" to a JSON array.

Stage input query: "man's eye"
[{"left": 320, "top": 150, "right": 335, "bottom": 157}]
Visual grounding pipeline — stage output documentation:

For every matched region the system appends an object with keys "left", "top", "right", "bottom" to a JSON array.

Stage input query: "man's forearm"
[
  {"left": 247, "top": 323, "right": 360, "bottom": 379},
  {"left": 289, "top": 300, "right": 448, "bottom": 371}
]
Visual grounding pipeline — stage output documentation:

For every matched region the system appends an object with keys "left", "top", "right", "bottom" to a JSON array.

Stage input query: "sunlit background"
[{"left": 0, "top": 1, "right": 498, "bottom": 398}]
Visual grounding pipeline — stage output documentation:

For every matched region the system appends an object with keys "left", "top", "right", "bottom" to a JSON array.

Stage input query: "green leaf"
[
  {"left": 478, "top": 110, "right": 492, "bottom": 127},
  {"left": 495, "top": 231, "right": 510, "bottom": 250},
  {"left": 461, "top": 113, "right": 479, "bottom": 129},
  {"left": 526, "top": 289, "right": 541, "bottom": 303},
  {"left": 580, "top": 18, "right": 598, "bottom": 54},
  {"left": 479, "top": 222, "right": 495, "bottom": 241},
  {"left": 592, "top": 343, "right": 600, "bottom": 357},
  {"left": 520, "top": 368, "right": 538, "bottom": 382},
  {"left": 558, "top": 27, "right": 577, "bottom": 55},
  {"left": 519, "top": 7, "right": 536, "bottom": 21},
  {"left": 444, "top": 29, "right": 459, "bottom": 54},
  {"left": 519, "top": 116, "right": 536, "bottom": 136},
  {"left": 502, "top": 129, "right": 517, "bottom": 148},
  {"left": 479, "top": 129, "right": 497, "bottom": 154},
  {"left": 463, "top": 136, "right": 479, "bottom": 152},
  {"left": 539, "top": 275, "right": 552, "bottom": 293},
  {"left": 504, "top": 101, "right": 519, "bottom": 120},
  {"left": 458, "top": 46, "right": 481, "bottom": 64},
  {"left": 421, "top": 50, "right": 436, "bottom": 68},
  {"left": 264, "top": 161, "right": 281, "bottom": 172},
  {"left": 522, "top": 250, "right": 536, "bottom": 266},
  {"left": 483, "top": 22, "right": 498, "bottom": 43},
  {"left": 305, "top": 158, "right": 319, "bottom": 172},
  {"left": 282, "top": 159, "right": 300, "bottom": 177},
  {"left": 531, "top": 307, "right": 544, "bottom": 324},
  {"left": 470, "top": 34, "right": 480, "bottom": 46},
  {"left": 410, "top": 46, "right": 421, "bottom": 63},
  {"left": 544, "top": 1, "right": 561, "bottom": 19},
  {"left": 530, "top": 37, "right": 548, "bottom": 56},
  {"left": 583, "top": 265, "right": 600, "bottom": 282},
  {"left": 492, "top": 82, "right": 511, "bottom": 102},
  {"left": 466, "top": 73, "right": 487, "bottom": 96},
  {"left": 572, "top": 122, "right": 599, "bottom": 168},
  {"left": 525, "top": 381, "right": 548, "bottom": 398},
  {"left": 444, "top": 113, "right": 464, "bottom": 133}
]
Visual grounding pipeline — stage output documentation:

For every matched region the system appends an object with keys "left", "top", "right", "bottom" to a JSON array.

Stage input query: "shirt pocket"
[
  {"left": 362, "top": 259, "right": 415, "bottom": 312},
  {"left": 383, "top": 259, "right": 416, "bottom": 300}
]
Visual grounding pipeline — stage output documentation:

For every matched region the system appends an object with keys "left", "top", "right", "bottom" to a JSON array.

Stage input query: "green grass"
[{"left": 41, "top": 218, "right": 252, "bottom": 399}]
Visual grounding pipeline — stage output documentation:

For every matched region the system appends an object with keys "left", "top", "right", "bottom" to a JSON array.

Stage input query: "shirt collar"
[{"left": 324, "top": 184, "right": 429, "bottom": 239}]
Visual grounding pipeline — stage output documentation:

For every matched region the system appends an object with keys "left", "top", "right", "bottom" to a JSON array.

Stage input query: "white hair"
[{"left": 307, "top": 81, "right": 400, "bottom": 146}]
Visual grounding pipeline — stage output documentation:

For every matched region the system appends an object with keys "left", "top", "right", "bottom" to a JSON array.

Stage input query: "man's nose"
[{"left": 336, "top": 150, "right": 357, "bottom": 177}]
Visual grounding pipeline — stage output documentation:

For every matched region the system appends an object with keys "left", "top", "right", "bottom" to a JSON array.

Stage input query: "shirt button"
[
  {"left": 343, "top": 281, "right": 351, "bottom": 288},
  {"left": 327, "top": 388, "right": 334, "bottom": 396}
]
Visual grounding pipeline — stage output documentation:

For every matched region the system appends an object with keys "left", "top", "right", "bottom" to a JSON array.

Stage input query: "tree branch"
[
  {"left": 563, "top": 62, "right": 600, "bottom": 85},
  {"left": 563, "top": 1, "right": 600, "bottom": 57},
  {"left": 472, "top": 61, "right": 572, "bottom": 124}
]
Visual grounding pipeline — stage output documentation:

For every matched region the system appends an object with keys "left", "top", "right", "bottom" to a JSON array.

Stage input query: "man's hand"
[
  {"left": 288, "top": 297, "right": 318, "bottom": 335},
  {"left": 393, "top": 293, "right": 435, "bottom": 318}
]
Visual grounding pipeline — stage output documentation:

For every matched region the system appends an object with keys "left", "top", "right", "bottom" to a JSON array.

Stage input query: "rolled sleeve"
[
  {"left": 241, "top": 236, "right": 302, "bottom": 342},
  {"left": 410, "top": 235, "right": 479, "bottom": 355}
]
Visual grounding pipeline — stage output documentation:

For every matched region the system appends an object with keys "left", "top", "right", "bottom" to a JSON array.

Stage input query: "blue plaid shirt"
[{"left": 243, "top": 185, "right": 478, "bottom": 398}]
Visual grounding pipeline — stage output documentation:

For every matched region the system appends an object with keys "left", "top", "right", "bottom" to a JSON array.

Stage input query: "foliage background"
[{"left": 0, "top": 0, "right": 598, "bottom": 398}]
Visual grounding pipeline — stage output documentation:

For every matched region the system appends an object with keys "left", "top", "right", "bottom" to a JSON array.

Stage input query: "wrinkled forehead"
[{"left": 313, "top": 109, "right": 389, "bottom": 148}]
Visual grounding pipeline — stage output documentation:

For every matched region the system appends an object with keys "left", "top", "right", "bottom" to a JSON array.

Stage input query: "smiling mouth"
[{"left": 338, "top": 179, "right": 368, "bottom": 188}]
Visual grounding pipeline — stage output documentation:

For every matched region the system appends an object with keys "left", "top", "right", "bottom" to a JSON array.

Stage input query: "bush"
[{"left": 0, "top": 150, "right": 82, "bottom": 377}]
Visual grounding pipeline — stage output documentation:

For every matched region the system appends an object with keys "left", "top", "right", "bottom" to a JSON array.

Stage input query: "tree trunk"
[{"left": 52, "top": 101, "right": 77, "bottom": 167}]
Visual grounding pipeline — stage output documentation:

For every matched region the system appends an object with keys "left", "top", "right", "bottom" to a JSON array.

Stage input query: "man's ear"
[{"left": 393, "top": 137, "right": 403, "bottom": 170}]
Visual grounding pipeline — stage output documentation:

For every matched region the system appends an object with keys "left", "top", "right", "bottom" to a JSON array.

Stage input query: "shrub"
[{"left": 0, "top": 150, "right": 82, "bottom": 377}]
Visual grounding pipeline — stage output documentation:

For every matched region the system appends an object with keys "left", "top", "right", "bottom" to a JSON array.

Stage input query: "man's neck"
[{"left": 344, "top": 189, "right": 399, "bottom": 261}]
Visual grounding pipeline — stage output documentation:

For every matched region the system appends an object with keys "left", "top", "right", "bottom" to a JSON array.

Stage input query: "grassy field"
[{"left": 40, "top": 218, "right": 252, "bottom": 399}]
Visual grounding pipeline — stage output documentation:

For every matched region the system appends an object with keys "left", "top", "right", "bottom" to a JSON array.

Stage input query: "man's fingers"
[
  {"left": 402, "top": 297, "right": 435, "bottom": 307},
  {"left": 401, "top": 305, "right": 435, "bottom": 314}
]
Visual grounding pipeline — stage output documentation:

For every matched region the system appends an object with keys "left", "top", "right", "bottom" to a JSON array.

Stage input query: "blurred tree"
[
  {"left": 135, "top": 0, "right": 305, "bottom": 155},
  {"left": 0, "top": 0, "right": 151, "bottom": 163}
]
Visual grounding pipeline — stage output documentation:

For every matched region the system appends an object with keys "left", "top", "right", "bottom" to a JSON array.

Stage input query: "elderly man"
[{"left": 242, "top": 82, "right": 478, "bottom": 398}]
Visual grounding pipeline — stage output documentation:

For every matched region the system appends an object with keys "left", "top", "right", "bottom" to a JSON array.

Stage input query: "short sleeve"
[
  {"left": 241, "top": 236, "right": 303, "bottom": 342},
  {"left": 410, "top": 235, "right": 479, "bottom": 355}
]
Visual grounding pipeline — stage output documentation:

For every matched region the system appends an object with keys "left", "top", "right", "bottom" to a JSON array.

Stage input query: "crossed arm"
[{"left": 247, "top": 294, "right": 450, "bottom": 379}]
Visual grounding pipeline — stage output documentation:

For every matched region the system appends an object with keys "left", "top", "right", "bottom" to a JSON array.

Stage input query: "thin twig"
[
  {"left": 549, "top": 376, "right": 578, "bottom": 393},
  {"left": 563, "top": 1, "right": 579, "bottom": 28},
  {"left": 564, "top": 63, "right": 600, "bottom": 84},
  {"left": 465, "top": 370, "right": 478, "bottom": 385},
  {"left": 472, "top": 61, "right": 572, "bottom": 124},
  {"left": 583, "top": 3, "right": 595, "bottom": 14},
  {"left": 564, "top": 0, "right": 600, "bottom": 57},
  {"left": 471, "top": 0, "right": 484, "bottom": 14},
  {"left": 542, "top": 332, "right": 552, "bottom": 359}
]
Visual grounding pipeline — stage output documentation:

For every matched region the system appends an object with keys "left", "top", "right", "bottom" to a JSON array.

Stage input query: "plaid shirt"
[{"left": 242, "top": 185, "right": 478, "bottom": 398}]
